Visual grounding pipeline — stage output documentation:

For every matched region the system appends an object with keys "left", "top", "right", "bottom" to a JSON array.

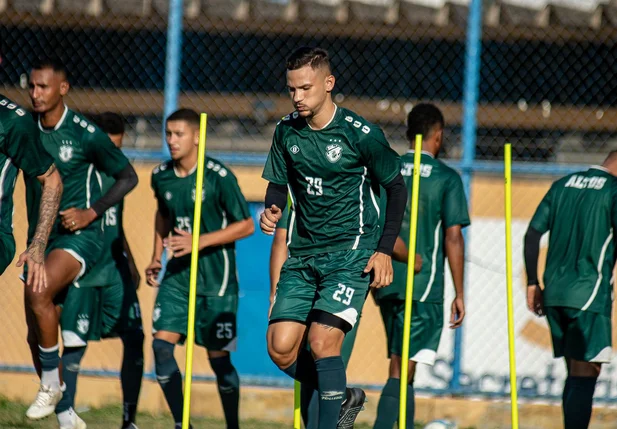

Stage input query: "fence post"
[
  {"left": 451, "top": 0, "right": 483, "bottom": 392},
  {"left": 162, "top": 0, "right": 184, "bottom": 156}
]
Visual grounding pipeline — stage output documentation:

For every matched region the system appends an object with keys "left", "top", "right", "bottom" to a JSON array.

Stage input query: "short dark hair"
[
  {"left": 286, "top": 47, "right": 331, "bottom": 72},
  {"left": 406, "top": 103, "right": 445, "bottom": 142},
  {"left": 166, "top": 108, "right": 200, "bottom": 128},
  {"left": 96, "top": 112, "right": 125, "bottom": 135},
  {"left": 31, "top": 56, "right": 68, "bottom": 80}
]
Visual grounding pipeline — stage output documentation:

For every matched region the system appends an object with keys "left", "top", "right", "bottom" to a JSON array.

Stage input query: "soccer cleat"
[
  {"left": 25, "top": 384, "right": 63, "bottom": 420},
  {"left": 58, "top": 411, "right": 87, "bottom": 429},
  {"left": 121, "top": 424, "right": 139, "bottom": 429},
  {"left": 336, "top": 387, "right": 367, "bottom": 429}
]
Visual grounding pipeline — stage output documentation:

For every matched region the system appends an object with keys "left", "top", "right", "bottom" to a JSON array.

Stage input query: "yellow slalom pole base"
[
  {"left": 399, "top": 135, "right": 423, "bottom": 429},
  {"left": 293, "top": 380, "right": 302, "bottom": 429},
  {"left": 182, "top": 113, "right": 208, "bottom": 429},
  {"left": 504, "top": 143, "right": 519, "bottom": 429}
]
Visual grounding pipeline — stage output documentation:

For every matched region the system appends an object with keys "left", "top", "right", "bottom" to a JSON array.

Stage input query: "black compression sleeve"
[
  {"left": 91, "top": 164, "right": 138, "bottom": 217},
  {"left": 265, "top": 182, "right": 288, "bottom": 210},
  {"left": 524, "top": 227, "right": 542, "bottom": 285},
  {"left": 377, "top": 174, "right": 407, "bottom": 255}
]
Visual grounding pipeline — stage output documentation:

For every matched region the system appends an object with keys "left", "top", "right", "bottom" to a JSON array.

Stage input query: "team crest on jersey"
[
  {"left": 165, "top": 191, "right": 173, "bottom": 201},
  {"left": 59, "top": 144, "right": 73, "bottom": 162},
  {"left": 192, "top": 187, "right": 206, "bottom": 202},
  {"left": 153, "top": 307, "right": 161, "bottom": 322},
  {"left": 325, "top": 144, "right": 342, "bottom": 163},
  {"left": 77, "top": 314, "right": 90, "bottom": 334},
  {"left": 290, "top": 145, "right": 300, "bottom": 154}
]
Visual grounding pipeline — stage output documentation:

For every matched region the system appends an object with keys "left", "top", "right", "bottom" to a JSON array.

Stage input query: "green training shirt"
[
  {"left": 374, "top": 151, "right": 470, "bottom": 303},
  {"left": 262, "top": 106, "right": 400, "bottom": 257},
  {"left": 0, "top": 96, "right": 54, "bottom": 237},
  {"left": 529, "top": 166, "right": 617, "bottom": 315},
  {"left": 25, "top": 107, "right": 130, "bottom": 245},
  {"left": 151, "top": 157, "right": 251, "bottom": 296}
]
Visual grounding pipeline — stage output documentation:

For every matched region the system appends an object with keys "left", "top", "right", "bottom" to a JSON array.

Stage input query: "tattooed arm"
[{"left": 17, "top": 164, "right": 63, "bottom": 292}]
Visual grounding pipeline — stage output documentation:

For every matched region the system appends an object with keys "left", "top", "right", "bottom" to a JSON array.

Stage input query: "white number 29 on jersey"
[{"left": 305, "top": 176, "right": 323, "bottom": 196}]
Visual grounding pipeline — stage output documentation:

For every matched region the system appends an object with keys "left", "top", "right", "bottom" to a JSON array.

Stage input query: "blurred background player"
[
  {"left": 260, "top": 46, "right": 407, "bottom": 428},
  {"left": 50, "top": 112, "right": 145, "bottom": 429},
  {"left": 524, "top": 152, "right": 617, "bottom": 429},
  {"left": 145, "top": 108, "right": 254, "bottom": 429},
  {"left": 24, "top": 57, "right": 138, "bottom": 427},
  {"left": 372, "top": 104, "right": 469, "bottom": 429},
  {"left": 0, "top": 38, "right": 63, "bottom": 291}
]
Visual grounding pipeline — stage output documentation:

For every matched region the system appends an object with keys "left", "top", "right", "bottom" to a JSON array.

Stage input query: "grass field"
[{"left": 0, "top": 397, "right": 430, "bottom": 429}]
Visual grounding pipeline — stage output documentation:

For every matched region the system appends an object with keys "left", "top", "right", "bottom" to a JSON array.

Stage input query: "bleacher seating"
[
  {"left": 105, "top": 0, "right": 151, "bottom": 16},
  {"left": 57, "top": 0, "right": 103, "bottom": 15},
  {"left": 152, "top": 0, "right": 200, "bottom": 19},
  {"left": 299, "top": 0, "right": 345, "bottom": 22},
  {"left": 399, "top": 0, "right": 449, "bottom": 25},
  {"left": 348, "top": 0, "right": 397, "bottom": 24}
]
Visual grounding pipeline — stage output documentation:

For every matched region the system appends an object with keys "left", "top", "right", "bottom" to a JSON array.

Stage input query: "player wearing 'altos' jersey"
[
  {"left": 0, "top": 96, "right": 60, "bottom": 278},
  {"left": 260, "top": 47, "right": 407, "bottom": 429},
  {"left": 525, "top": 153, "right": 617, "bottom": 429},
  {"left": 373, "top": 104, "right": 469, "bottom": 429},
  {"left": 23, "top": 58, "right": 138, "bottom": 428},
  {"left": 145, "top": 109, "right": 254, "bottom": 429}
]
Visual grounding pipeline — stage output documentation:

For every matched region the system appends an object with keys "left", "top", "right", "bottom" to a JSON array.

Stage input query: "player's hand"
[
  {"left": 145, "top": 259, "right": 162, "bottom": 287},
  {"left": 527, "top": 284, "right": 544, "bottom": 316},
  {"left": 16, "top": 240, "right": 47, "bottom": 293},
  {"left": 450, "top": 296, "right": 465, "bottom": 329},
  {"left": 260, "top": 205, "right": 282, "bottom": 235},
  {"left": 165, "top": 228, "right": 193, "bottom": 258},
  {"left": 364, "top": 252, "right": 393, "bottom": 288},
  {"left": 60, "top": 207, "right": 97, "bottom": 232},
  {"left": 414, "top": 253, "right": 423, "bottom": 273}
]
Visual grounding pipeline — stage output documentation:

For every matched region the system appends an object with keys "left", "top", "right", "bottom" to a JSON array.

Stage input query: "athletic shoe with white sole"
[
  {"left": 25, "top": 384, "right": 63, "bottom": 420},
  {"left": 58, "top": 409, "right": 87, "bottom": 429}
]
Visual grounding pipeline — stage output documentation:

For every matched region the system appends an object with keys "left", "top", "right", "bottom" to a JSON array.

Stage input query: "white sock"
[
  {"left": 41, "top": 368, "right": 61, "bottom": 389},
  {"left": 57, "top": 407, "right": 75, "bottom": 426}
]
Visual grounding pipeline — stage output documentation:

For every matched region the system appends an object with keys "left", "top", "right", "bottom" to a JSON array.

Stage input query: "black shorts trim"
[{"left": 309, "top": 309, "right": 352, "bottom": 334}]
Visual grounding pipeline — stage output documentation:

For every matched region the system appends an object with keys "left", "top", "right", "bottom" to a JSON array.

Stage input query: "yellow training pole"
[
  {"left": 293, "top": 380, "right": 301, "bottom": 429},
  {"left": 504, "top": 143, "right": 519, "bottom": 429},
  {"left": 182, "top": 113, "right": 208, "bottom": 429},
  {"left": 399, "top": 134, "right": 423, "bottom": 429}
]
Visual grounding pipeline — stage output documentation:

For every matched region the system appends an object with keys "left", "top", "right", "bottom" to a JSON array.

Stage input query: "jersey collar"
[
  {"left": 38, "top": 105, "right": 69, "bottom": 133},
  {"left": 173, "top": 163, "right": 197, "bottom": 178},
  {"left": 406, "top": 149, "right": 435, "bottom": 159},
  {"left": 590, "top": 165, "right": 610, "bottom": 173},
  {"left": 306, "top": 104, "right": 338, "bottom": 131}
]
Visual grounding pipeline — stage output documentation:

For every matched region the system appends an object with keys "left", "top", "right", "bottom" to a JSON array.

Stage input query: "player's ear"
[
  {"left": 59, "top": 80, "right": 70, "bottom": 96},
  {"left": 193, "top": 128, "right": 200, "bottom": 146},
  {"left": 324, "top": 74, "right": 335, "bottom": 93}
]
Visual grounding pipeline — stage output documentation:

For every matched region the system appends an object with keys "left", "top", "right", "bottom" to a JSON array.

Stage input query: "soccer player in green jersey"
[
  {"left": 525, "top": 152, "right": 617, "bottom": 429},
  {"left": 260, "top": 47, "right": 407, "bottom": 428},
  {"left": 51, "top": 112, "right": 145, "bottom": 429},
  {"left": 145, "top": 109, "right": 254, "bottom": 429},
  {"left": 24, "top": 58, "right": 138, "bottom": 426},
  {"left": 0, "top": 42, "right": 63, "bottom": 290},
  {"left": 372, "top": 104, "right": 469, "bottom": 429}
]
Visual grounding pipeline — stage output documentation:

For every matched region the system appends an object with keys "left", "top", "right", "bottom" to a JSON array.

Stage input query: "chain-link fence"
[{"left": 2, "top": 0, "right": 617, "bottom": 427}]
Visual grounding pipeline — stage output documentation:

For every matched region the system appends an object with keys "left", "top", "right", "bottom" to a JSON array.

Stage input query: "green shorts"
[
  {"left": 153, "top": 283, "right": 238, "bottom": 351},
  {"left": 59, "top": 271, "right": 143, "bottom": 346},
  {"left": 0, "top": 232, "right": 15, "bottom": 275},
  {"left": 546, "top": 306, "right": 612, "bottom": 363},
  {"left": 270, "top": 249, "right": 373, "bottom": 332},
  {"left": 378, "top": 299, "right": 443, "bottom": 365}
]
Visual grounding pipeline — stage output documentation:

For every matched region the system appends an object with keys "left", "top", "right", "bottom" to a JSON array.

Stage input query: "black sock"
[
  {"left": 153, "top": 339, "right": 184, "bottom": 424},
  {"left": 406, "top": 383, "right": 415, "bottom": 427},
  {"left": 563, "top": 376, "right": 597, "bottom": 429},
  {"left": 282, "top": 348, "right": 318, "bottom": 390},
  {"left": 55, "top": 347, "right": 86, "bottom": 414},
  {"left": 315, "top": 356, "right": 346, "bottom": 429},
  {"left": 121, "top": 331, "right": 144, "bottom": 427},
  {"left": 373, "top": 377, "right": 400, "bottom": 429},
  {"left": 300, "top": 382, "right": 319, "bottom": 429},
  {"left": 210, "top": 355, "right": 240, "bottom": 429}
]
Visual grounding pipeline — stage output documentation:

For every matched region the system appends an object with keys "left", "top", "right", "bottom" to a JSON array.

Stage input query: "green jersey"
[
  {"left": 25, "top": 107, "right": 129, "bottom": 244},
  {"left": 529, "top": 166, "right": 617, "bottom": 315},
  {"left": 0, "top": 96, "right": 54, "bottom": 237},
  {"left": 375, "top": 151, "right": 470, "bottom": 303},
  {"left": 151, "top": 157, "right": 251, "bottom": 296},
  {"left": 262, "top": 106, "right": 400, "bottom": 257},
  {"left": 78, "top": 172, "right": 126, "bottom": 287}
]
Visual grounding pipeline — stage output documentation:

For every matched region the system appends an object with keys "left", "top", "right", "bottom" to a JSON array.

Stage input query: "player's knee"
[
  {"left": 570, "top": 360, "right": 601, "bottom": 378},
  {"left": 307, "top": 331, "right": 342, "bottom": 359},
  {"left": 267, "top": 341, "right": 297, "bottom": 369},
  {"left": 152, "top": 339, "right": 179, "bottom": 385},
  {"left": 210, "top": 355, "right": 239, "bottom": 389}
]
